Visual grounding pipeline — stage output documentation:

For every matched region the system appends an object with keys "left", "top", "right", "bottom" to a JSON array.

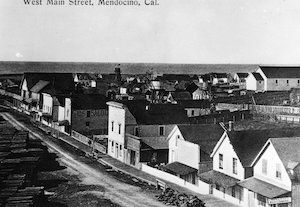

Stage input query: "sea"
[{"left": 0, "top": 61, "right": 268, "bottom": 75}]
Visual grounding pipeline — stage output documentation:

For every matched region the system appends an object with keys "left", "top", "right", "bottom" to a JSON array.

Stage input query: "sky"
[{"left": 1, "top": 0, "right": 300, "bottom": 64}]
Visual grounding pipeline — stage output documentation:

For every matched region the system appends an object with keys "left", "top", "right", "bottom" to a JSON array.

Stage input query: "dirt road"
[{"left": 1, "top": 112, "right": 167, "bottom": 207}]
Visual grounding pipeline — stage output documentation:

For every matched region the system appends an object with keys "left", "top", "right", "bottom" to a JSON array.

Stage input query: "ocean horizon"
[{"left": 0, "top": 61, "right": 296, "bottom": 75}]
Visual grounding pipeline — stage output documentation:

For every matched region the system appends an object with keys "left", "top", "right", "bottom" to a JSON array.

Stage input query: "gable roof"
[
  {"left": 178, "top": 124, "right": 225, "bottom": 155},
  {"left": 259, "top": 66, "right": 300, "bottom": 78},
  {"left": 227, "top": 128, "right": 300, "bottom": 167},
  {"left": 122, "top": 101, "right": 189, "bottom": 125},
  {"left": 252, "top": 72, "right": 264, "bottom": 81},
  {"left": 72, "top": 94, "right": 107, "bottom": 110},
  {"left": 270, "top": 137, "right": 300, "bottom": 169}
]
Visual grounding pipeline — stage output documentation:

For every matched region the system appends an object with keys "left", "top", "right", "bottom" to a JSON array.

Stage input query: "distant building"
[
  {"left": 71, "top": 94, "right": 108, "bottom": 136},
  {"left": 256, "top": 66, "right": 300, "bottom": 91},
  {"left": 234, "top": 73, "right": 249, "bottom": 83},
  {"left": 211, "top": 73, "right": 228, "bottom": 85},
  {"left": 246, "top": 72, "right": 264, "bottom": 92}
]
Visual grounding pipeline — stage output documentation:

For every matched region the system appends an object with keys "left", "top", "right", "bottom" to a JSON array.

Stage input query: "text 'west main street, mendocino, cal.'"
[{"left": 23, "top": 0, "right": 159, "bottom": 6}]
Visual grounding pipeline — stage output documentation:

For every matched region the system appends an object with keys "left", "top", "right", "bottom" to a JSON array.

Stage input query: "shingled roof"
[
  {"left": 227, "top": 128, "right": 300, "bottom": 167},
  {"left": 178, "top": 124, "right": 224, "bottom": 155},
  {"left": 259, "top": 66, "right": 300, "bottom": 78}
]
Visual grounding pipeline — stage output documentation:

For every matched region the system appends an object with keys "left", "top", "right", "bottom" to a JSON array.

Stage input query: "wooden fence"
[{"left": 253, "top": 105, "right": 300, "bottom": 115}]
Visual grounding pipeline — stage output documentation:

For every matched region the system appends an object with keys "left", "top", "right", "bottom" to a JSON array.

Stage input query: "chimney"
[{"left": 228, "top": 121, "right": 234, "bottom": 131}]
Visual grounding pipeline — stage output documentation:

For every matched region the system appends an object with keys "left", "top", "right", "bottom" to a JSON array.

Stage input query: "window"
[
  {"left": 275, "top": 80, "right": 278, "bottom": 85},
  {"left": 232, "top": 186, "right": 236, "bottom": 197},
  {"left": 298, "top": 80, "right": 300, "bottom": 86},
  {"left": 287, "top": 80, "right": 289, "bottom": 86},
  {"left": 257, "top": 194, "right": 266, "bottom": 206},
  {"left": 159, "top": 126, "right": 165, "bottom": 136},
  {"left": 134, "top": 127, "right": 139, "bottom": 136},
  {"left": 262, "top": 159, "right": 267, "bottom": 174},
  {"left": 111, "top": 141, "right": 114, "bottom": 152},
  {"left": 175, "top": 135, "right": 180, "bottom": 146},
  {"left": 120, "top": 145, "right": 122, "bottom": 157},
  {"left": 276, "top": 163, "right": 282, "bottom": 179},
  {"left": 219, "top": 154, "right": 223, "bottom": 169},
  {"left": 191, "top": 110, "right": 194, "bottom": 116},
  {"left": 233, "top": 158, "right": 237, "bottom": 174},
  {"left": 85, "top": 121, "right": 90, "bottom": 127},
  {"left": 67, "top": 109, "right": 69, "bottom": 117},
  {"left": 111, "top": 121, "right": 114, "bottom": 131},
  {"left": 87, "top": 110, "right": 91, "bottom": 117},
  {"left": 118, "top": 123, "right": 121, "bottom": 134}
]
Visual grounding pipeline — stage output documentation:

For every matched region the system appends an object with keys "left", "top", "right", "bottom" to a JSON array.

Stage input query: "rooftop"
[
  {"left": 270, "top": 137, "right": 300, "bottom": 169},
  {"left": 199, "top": 170, "right": 239, "bottom": 188},
  {"left": 122, "top": 101, "right": 190, "bottom": 125},
  {"left": 252, "top": 72, "right": 264, "bottom": 81},
  {"left": 236, "top": 73, "right": 249, "bottom": 78},
  {"left": 238, "top": 177, "right": 289, "bottom": 198},
  {"left": 178, "top": 124, "right": 224, "bottom": 155},
  {"left": 260, "top": 66, "right": 300, "bottom": 78}
]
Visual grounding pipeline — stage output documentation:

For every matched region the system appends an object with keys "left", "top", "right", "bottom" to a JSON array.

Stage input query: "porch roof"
[
  {"left": 238, "top": 177, "right": 289, "bottom": 198},
  {"left": 199, "top": 170, "right": 239, "bottom": 188},
  {"left": 163, "top": 162, "right": 197, "bottom": 176}
]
